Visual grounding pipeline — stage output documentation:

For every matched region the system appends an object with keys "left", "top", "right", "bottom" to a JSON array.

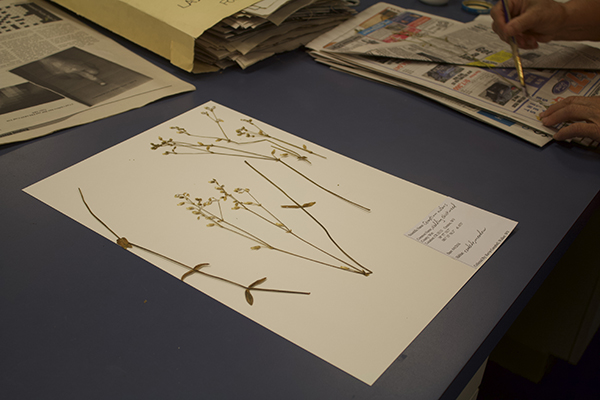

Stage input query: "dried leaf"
[
  {"left": 281, "top": 202, "right": 315, "bottom": 209},
  {"left": 181, "top": 263, "right": 208, "bottom": 281},
  {"left": 249, "top": 277, "right": 267, "bottom": 288},
  {"left": 180, "top": 271, "right": 195, "bottom": 281},
  {"left": 245, "top": 289, "right": 254, "bottom": 306}
]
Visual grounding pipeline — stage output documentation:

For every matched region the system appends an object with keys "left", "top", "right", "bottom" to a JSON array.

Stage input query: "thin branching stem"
[
  {"left": 179, "top": 190, "right": 366, "bottom": 273},
  {"left": 78, "top": 188, "right": 309, "bottom": 304},
  {"left": 244, "top": 162, "right": 372, "bottom": 275},
  {"left": 224, "top": 187, "right": 368, "bottom": 272},
  {"left": 151, "top": 107, "right": 372, "bottom": 212},
  {"left": 202, "top": 106, "right": 230, "bottom": 141},
  {"left": 240, "top": 119, "right": 326, "bottom": 159}
]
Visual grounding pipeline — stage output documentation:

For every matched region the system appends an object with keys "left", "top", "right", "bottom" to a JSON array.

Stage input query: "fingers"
[
  {"left": 513, "top": 34, "right": 539, "bottom": 49},
  {"left": 541, "top": 97, "right": 599, "bottom": 125},
  {"left": 491, "top": 0, "right": 542, "bottom": 48},
  {"left": 540, "top": 97, "right": 600, "bottom": 142},
  {"left": 553, "top": 123, "right": 600, "bottom": 142},
  {"left": 491, "top": 0, "right": 526, "bottom": 36},
  {"left": 491, "top": 0, "right": 566, "bottom": 49},
  {"left": 503, "top": 13, "right": 538, "bottom": 38}
]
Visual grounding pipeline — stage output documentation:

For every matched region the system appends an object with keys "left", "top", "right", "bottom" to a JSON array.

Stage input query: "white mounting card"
[{"left": 24, "top": 101, "right": 517, "bottom": 385}]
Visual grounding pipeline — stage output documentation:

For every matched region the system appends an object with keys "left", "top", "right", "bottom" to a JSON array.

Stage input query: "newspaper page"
[
  {"left": 0, "top": 0, "right": 194, "bottom": 145},
  {"left": 322, "top": 57, "right": 554, "bottom": 146},
  {"left": 307, "top": 2, "right": 600, "bottom": 140},
  {"left": 315, "top": 2, "right": 600, "bottom": 70}
]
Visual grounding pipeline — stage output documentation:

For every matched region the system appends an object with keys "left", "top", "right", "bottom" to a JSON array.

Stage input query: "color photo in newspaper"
[{"left": 307, "top": 3, "right": 600, "bottom": 143}]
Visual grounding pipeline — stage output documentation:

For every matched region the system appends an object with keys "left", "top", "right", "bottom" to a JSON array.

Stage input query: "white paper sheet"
[
  {"left": 406, "top": 197, "right": 517, "bottom": 268},
  {"left": 24, "top": 100, "right": 516, "bottom": 385}
]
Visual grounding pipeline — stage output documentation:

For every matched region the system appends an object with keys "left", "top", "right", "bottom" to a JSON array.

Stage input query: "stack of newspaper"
[
  {"left": 49, "top": 0, "right": 358, "bottom": 73},
  {"left": 196, "top": 0, "right": 359, "bottom": 70},
  {"left": 307, "top": 2, "right": 600, "bottom": 147}
]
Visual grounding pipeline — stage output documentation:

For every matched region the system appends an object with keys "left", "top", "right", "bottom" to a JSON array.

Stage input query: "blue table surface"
[{"left": 2, "top": 1, "right": 600, "bottom": 399}]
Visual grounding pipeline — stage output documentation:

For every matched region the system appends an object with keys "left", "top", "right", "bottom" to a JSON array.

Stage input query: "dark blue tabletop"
[{"left": 2, "top": 1, "right": 600, "bottom": 399}]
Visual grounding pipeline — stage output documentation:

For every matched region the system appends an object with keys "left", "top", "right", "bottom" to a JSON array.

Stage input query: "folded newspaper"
[
  {"left": 0, "top": 0, "right": 194, "bottom": 145},
  {"left": 51, "top": 0, "right": 358, "bottom": 73},
  {"left": 307, "top": 3, "right": 600, "bottom": 147}
]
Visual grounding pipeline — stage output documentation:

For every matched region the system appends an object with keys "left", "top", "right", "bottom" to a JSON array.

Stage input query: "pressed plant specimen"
[
  {"left": 151, "top": 104, "right": 372, "bottom": 281},
  {"left": 78, "top": 188, "right": 310, "bottom": 305},
  {"left": 175, "top": 160, "right": 372, "bottom": 276},
  {"left": 150, "top": 105, "right": 370, "bottom": 212}
]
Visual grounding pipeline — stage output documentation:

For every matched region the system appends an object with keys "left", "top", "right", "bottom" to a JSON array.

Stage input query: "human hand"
[
  {"left": 491, "top": 0, "right": 567, "bottom": 49},
  {"left": 540, "top": 96, "right": 600, "bottom": 142}
]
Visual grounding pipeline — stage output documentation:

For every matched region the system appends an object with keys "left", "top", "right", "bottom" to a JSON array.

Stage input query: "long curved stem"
[{"left": 78, "top": 188, "right": 309, "bottom": 305}]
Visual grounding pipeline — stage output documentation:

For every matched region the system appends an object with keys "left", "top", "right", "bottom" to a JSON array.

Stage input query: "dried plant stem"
[
  {"left": 154, "top": 138, "right": 273, "bottom": 160},
  {"left": 277, "top": 158, "right": 370, "bottom": 212},
  {"left": 179, "top": 190, "right": 367, "bottom": 275},
  {"left": 244, "top": 162, "right": 372, "bottom": 276},
  {"left": 198, "top": 206, "right": 272, "bottom": 248},
  {"left": 202, "top": 106, "right": 230, "bottom": 141},
  {"left": 158, "top": 136, "right": 314, "bottom": 164},
  {"left": 78, "top": 188, "right": 309, "bottom": 305},
  {"left": 150, "top": 106, "right": 371, "bottom": 211},
  {"left": 240, "top": 118, "right": 326, "bottom": 159},
  {"left": 203, "top": 106, "right": 324, "bottom": 159},
  {"left": 152, "top": 138, "right": 369, "bottom": 212},
  {"left": 226, "top": 186, "right": 369, "bottom": 274}
]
